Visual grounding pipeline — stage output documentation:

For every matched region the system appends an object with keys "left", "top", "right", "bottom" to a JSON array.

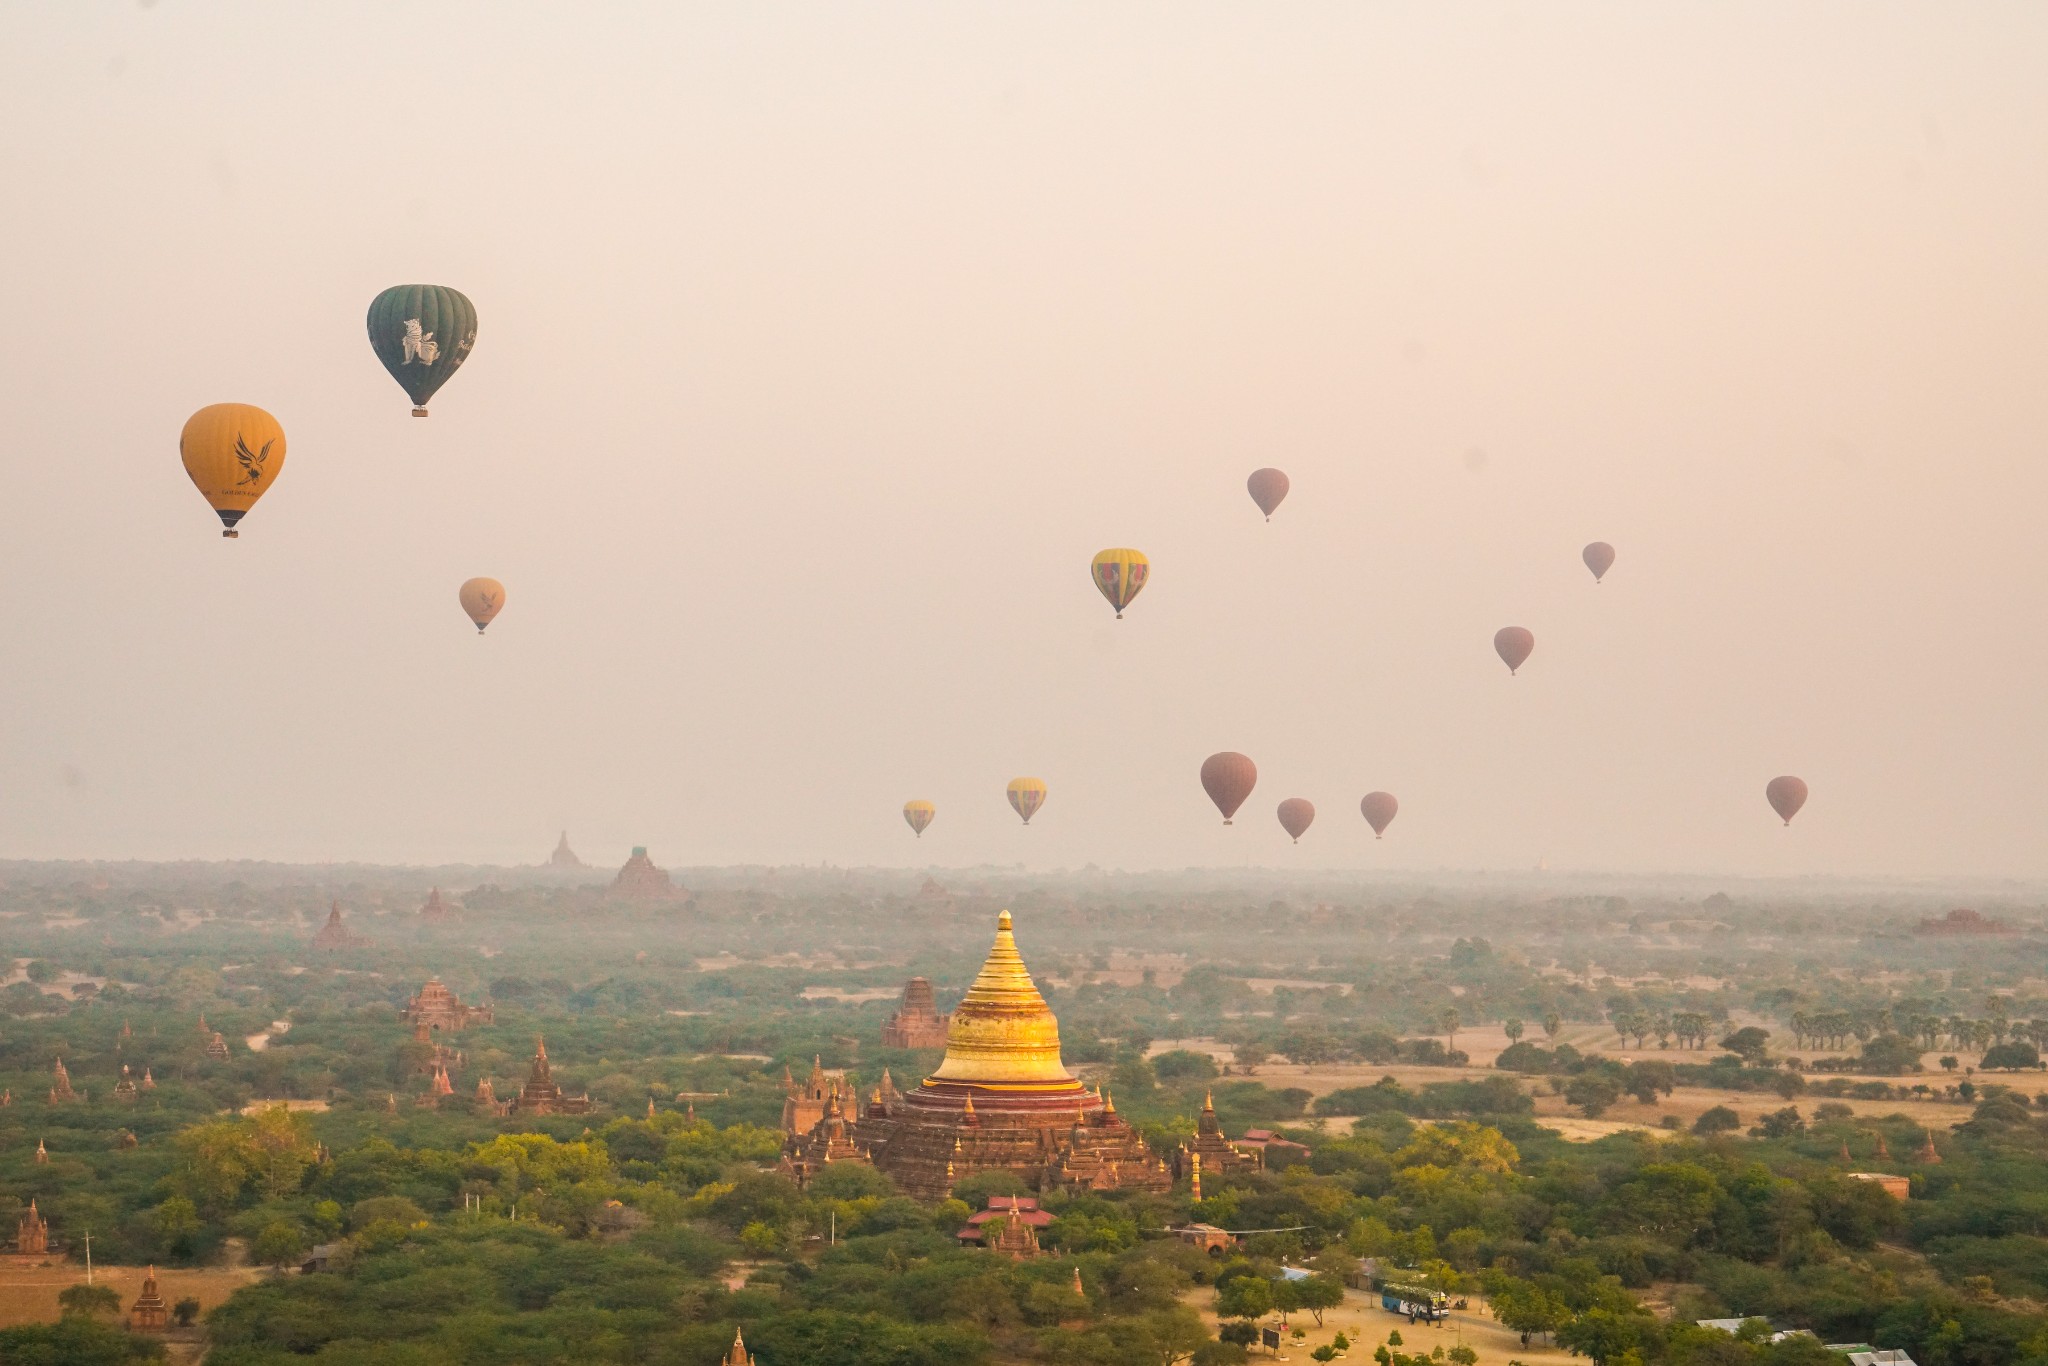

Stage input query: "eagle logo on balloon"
[{"left": 234, "top": 435, "right": 273, "bottom": 487}]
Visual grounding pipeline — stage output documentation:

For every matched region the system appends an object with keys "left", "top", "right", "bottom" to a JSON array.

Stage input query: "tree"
[
  {"left": 1719, "top": 1027, "right": 1771, "bottom": 1064},
  {"left": 1215, "top": 1275, "right": 1273, "bottom": 1323},
  {"left": 1752, "top": 1106, "right": 1805, "bottom": 1139},
  {"left": 1565, "top": 1073, "right": 1623, "bottom": 1118},
  {"left": 57, "top": 1283, "right": 122, "bottom": 1321},
  {"left": 1543, "top": 1012, "right": 1563, "bottom": 1042},
  {"left": 1981, "top": 1041, "right": 2041, "bottom": 1072},
  {"left": 1503, "top": 1019, "right": 1525, "bottom": 1044},
  {"left": 1693, "top": 1105, "right": 1741, "bottom": 1135},
  {"left": 1623, "top": 1061, "right": 1677, "bottom": 1105},
  {"left": 1293, "top": 1275, "right": 1344, "bottom": 1327},
  {"left": 1940, "top": 1055, "right": 1960, "bottom": 1073},
  {"left": 1439, "top": 1008, "right": 1461, "bottom": 1054},
  {"left": 172, "top": 1298, "right": 201, "bottom": 1327},
  {"left": 1155, "top": 1049, "right": 1221, "bottom": 1082},
  {"left": 253, "top": 1220, "right": 306, "bottom": 1270},
  {"left": 1233, "top": 1041, "right": 1270, "bottom": 1074}
]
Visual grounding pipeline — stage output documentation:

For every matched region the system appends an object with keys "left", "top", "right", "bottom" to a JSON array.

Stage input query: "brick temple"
[
  {"left": 880, "top": 976, "right": 950, "bottom": 1049},
  {"left": 404, "top": 978, "right": 494, "bottom": 1033}
]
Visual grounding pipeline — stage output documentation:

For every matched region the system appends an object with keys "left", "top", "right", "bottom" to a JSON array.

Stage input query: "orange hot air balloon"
[
  {"left": 1276, "top": 798, "right": 1315, "bottom": 843},
  {"left": 903, "top": 801, "right": 935, "bottom": 838},
  {"left": 1247, "top": 468, "right": 1290, "bottom": 521},
  {"left": 1200, "top": 752, "right": 1257, "bottom": 825},
  {"left": 1007, "top": 777, "right": 1047, "bottom": 826},
  {"left": 1766, "top": 776, "right": 1808, "bottom": 826},
  {"left": 1090, "top": 549, "right": 1149, "bottom": 619},
  {"left": 180, "top": 403, "right": 287, "bottom": 538},
  {"left": 458, "top": 578, "right": 506, "bottom": 634},
  {"left": 1583, "top": 542, "right": 1615, "bottom": 583},
  {"left": 1494, "top": 627, "right": 1535, "bottom": 675},
  {"left": 1360, "top": 791, "right": 1398, "bottom": 838}
]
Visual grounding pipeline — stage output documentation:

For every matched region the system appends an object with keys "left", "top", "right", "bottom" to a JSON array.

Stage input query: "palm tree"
[
  {"left": 1504, "top": 1019, "right": 1525, "bottom": 1044},
  {"left": 1542, "top": 1011, "right": 1562, "bottom": 1042}
]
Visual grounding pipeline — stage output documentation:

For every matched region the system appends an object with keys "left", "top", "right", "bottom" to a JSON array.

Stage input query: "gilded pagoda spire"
[{"left": 929, "top": 910, "right": 1074, "bottom": 1089}]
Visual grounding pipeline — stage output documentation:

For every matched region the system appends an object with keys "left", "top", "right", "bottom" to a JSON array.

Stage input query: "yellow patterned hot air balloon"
[
  {"left": 1090, "top": 548, "right": 1149, "bottom": 620},
  {"left": 180, "top": 403, "right": 286, "bottom": 538},
  {"left": 459, "top": 578, "right": 506, "bottom": 634},
  {"left": 903, "top": 800, "right": 935, "bottom": 838},
  {"left": 1007, "top": 777, "right": 1047, "bottom": 825}
]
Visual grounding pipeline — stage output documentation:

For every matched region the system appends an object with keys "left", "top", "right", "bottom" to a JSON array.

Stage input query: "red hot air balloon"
[
  {"left": 1200, "top": 752, "right": 1257, "bottom": 825},
  {"left": 1276, "top": 798, "right": 1315, "bottom": 843},
  {"left": 1247, "top": 468, "right": 1290, "bottom": 520},
  {"left": 1494, "top": 627, "right": 1535, "bottom": 675},
  {"left": 1583, "top": 542, "right": 1615, "bottom": 583},
  {"left": 1360, "top": 791, "right": 1398, "bottom": 838},
  {"left": 1766, "top": 776, "right": 1808, "bottom": 826}
]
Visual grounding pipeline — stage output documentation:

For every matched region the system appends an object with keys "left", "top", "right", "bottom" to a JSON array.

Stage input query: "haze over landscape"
[
  {"left": 3, "top": 4, "right": 2044, "bottom": 873},
  {"left": 8, "top": 9, "right": 2048, "bottom": 1366}
]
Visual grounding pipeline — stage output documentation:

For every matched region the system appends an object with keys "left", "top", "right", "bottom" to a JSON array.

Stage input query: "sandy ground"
[
  {"left": 1186, "top": 1284, "right": 1578, "bottom": 1365},
  {"left": 1155, "top": 1034, "right": 1981, "bottom": 1141},
  {"left": 0, "top": 1262, "right": 263, "bottom": 1328},
  {"left": 238, "top": 1098, "right": 329, "bottom": 1115}
]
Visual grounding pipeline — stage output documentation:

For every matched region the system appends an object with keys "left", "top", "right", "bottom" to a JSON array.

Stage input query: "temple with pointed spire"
[
  {"left": 1176, "top": 1089, "right": 1263, "bottom": 1183},
  {"left": 512, "top": 1037, "right": 591, "bottom": 1116},
  {"left": 419, "top": 887, "right": 456, "bottom": 921},
  {"left": 722, "top": 1327, "right": 756, "bottom": 1366},
  {"left": 404, "top": 977, "right": 493, "bottom": 1033},
  {"left": 850, "top": 910, "right": 1170, "bottom": 1201},
  {"left": 128, "top": 1265, "right": 169, "bottom": 1330},
  {"left": 780, "top": 1057, "right": 840, "bottom": 1138},
  {"left": 880, "top": 976, "right": 950, "bottom": 1049},
  {"left": 312, "top": 901, "right": 369, "bottom": 951},
  {"left": 48, "top": 1057, "right": 76, "bottom": 1103},
  {"left": 14, "top": 1199, "right": 50, "bottom": 1256},
  {"left": 550, "top": 830, "right": 584, "bottom": 868}
]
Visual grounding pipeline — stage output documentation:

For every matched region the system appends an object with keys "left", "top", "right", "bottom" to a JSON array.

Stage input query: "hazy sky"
[{"left": 2, "top": 4, "right": 2044, "bottom": 876}]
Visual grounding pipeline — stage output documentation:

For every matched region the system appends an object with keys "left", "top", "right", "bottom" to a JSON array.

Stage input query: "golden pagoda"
[{"left": 855, "top": 910, "right": 1169, "bottom": 1200}]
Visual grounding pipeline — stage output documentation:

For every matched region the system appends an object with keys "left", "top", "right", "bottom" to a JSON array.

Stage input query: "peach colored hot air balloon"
[
  {"left": 1583, "top": 542, "right": 1615, "bottom": 583},
  {"left": 903, "top": 801, "right": 935, "bottom": 838},
  {"left": 1494, "top": 627, "right": 1534, "bottom": 675},
  {"left": 1276, "top": 798, "right": 1315, "bottom": 843},
  {"left": 459, "top": 578, "right": 506, "bottom": 634},
  {"left": 1766, "top": 776, "right": 1808, "bottom": 826},
  {"left": 1360, "top": 791, "right": 1398, "bottom": 838},
  {"left": 1247, "top": 468, "right": 1290, "bottom": 521},
  {"left": 1200, "top": 752, "right": 1257, "bottom": 825},
  {"left": 1007, "top": 777, "right": 1048, "bottom": 826}
]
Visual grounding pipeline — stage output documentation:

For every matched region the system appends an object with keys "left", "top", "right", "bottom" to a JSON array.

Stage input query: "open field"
[
  {"left": 0, "top": 1262, "right": 263, "bottom": 1328},
  {"left": 1185, "top": 1284, "right": 1579, "bottom": 1366},
  {"left": 1154, "top": 1036, "right": 1986, "bottom": 1140}
]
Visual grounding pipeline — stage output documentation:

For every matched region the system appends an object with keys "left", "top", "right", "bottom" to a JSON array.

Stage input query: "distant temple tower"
[
  {"left": 607, "top": 847, "right": 684, "bottom": 902},
  {"left": 780, "top": 1058, "right": 838, "bottom": 1138},
  {"left": 48, "top": 1058, "right": 76, "bottom": 1104},
  {"left": 34, "top": 1138, "right": 48, "bottom": 1164},
  {"left": 114, "top": 1065, "right": 138, "bottom": 1101},
  {"left": 881, "top": 977, "right": 950, "bottom": 1049},
  {"left": 419, "top": 887, "right": 455, "bottom": 921},
  {"left": 1176, "top": 1090, "right": 1263, "bottom": 1182},
  {"left": 15, "top": 1200, "right": 49, "bottom": 1256},
  {"left": 127, "top": 1265, "right": 169, "bottom": 1331},
  {"left": 512, "top": 1038, "right": 591, "bottom": 1116},
  {"left": 312, "top": 902, "right": 369, "bottom": 951},
  {"left": 550, "top": 831, "right": 584, "bottom": 868},
  {"left": 723, "top": 1328, "right": 757, "bottom": 1366},
  {"left": 404, "top": 978, "right": 494, "bottom": 1033},
  {"left": 206, "top": 1033, "right": 230, "bottom": 1061}
]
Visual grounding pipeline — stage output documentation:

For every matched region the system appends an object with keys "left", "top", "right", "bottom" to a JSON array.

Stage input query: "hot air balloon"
[
  {"left": 1766, "top": 776, "right": 1808, "bottom": 826},
  {"left": 1494, "top": 627, "right": 1535, "bottom": 675},
  {"left": 903, "top": 801, "right": 935, "bottom": 838},
  {"left": 1007, "top": 777, "right": 1047, "bottom": 826},
  {"left": 1276, "top": 798, "right": 1315, "bottom": 843},
  {"left": 180, "top": 403, "right": 287, "bottom": 538},
  {"left": 1360, "top": 791, "right": 1398, "bottom": 838},
  {"left": 1583, "top": 542, "right": 1615, "bottom": 583},
  {"left": 1090, "top": 549, "right": 1149, "bottom": 619},
  {"left": 1200, "top": 752, "right": 1257, "bottom": 825},
  {"left": 1247, "top": 468, "right": 1290, "bottom": 520},
  {"left": 367, "top": 285, "right": 478, "bottom": 416},
  {"left": 458, "top": 578, "right": 506, "bottom": 634}
]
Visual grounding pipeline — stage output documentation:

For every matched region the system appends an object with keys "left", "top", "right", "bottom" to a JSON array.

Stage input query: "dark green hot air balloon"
[{"left": 367, "top": 285, "right": 477, "bottom": 416}]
